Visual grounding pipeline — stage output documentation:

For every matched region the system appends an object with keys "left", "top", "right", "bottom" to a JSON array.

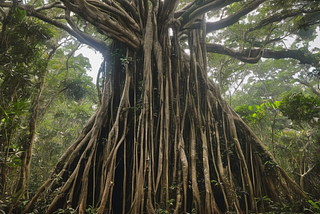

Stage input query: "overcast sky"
[
  {"left": 76, "top": 46, "right": 103, "bottom": 82},
  {"left": 76, "top": 28, "right": 320, "bottom": 83}
]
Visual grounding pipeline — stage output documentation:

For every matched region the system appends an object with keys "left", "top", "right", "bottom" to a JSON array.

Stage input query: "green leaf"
[
  {"left": 308, "top": 200, "right": 320, "bottom": 210},
  {"left": 14, "top": 8, "right": 26, "bottom": 20},
  {"left": 274, "top": 100, "right": 281, "bottom": 108}
]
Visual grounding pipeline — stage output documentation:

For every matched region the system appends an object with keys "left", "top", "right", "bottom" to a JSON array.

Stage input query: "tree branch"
[
  {"left": 207, "top": 43, "right": 261, "bottom": 63},
  {"left": 35, "top": 1, "right": 66, "bottom": 12},
  {"left": 244, "top": 8, "right": 320, "bottom": 37},
  {"left": 60, "top": 0, "right": 140, "bottom": 49},
  {"left": 3, "top": 0, "right": 145, "bottom": 52},
  {"left": 246, "top": 10, "right": 302, "bottom": 34},
  {"left": 295, "top": 79, "right": 320, "bottom": 98},
  {"left": 206, "top": 43, "right": 319, "bottom": 65},
  {"left": 179, "top": 0, "right": 239, "bottom": 29},
  {"left": 161, "top": 0, "right": 179, "bottom": 20},
  {"left": 187, "top": 0, "right": 266, "bottom": 33},
  {"left": 174, "top": 1, "right": 194, "bottom": 18},
  {"left": 116, "top": 0, "right": 140, "bottom": 23},
  {"left": 87, "top": 0, "right": 140, "bottom": 33},
  {"left": 301, "top": 164, "right": 316, "bottom": 177},
  {"left": 0, "top": 2, "right": 109, "bottom": 54},
  {"left": 208, "top": 0, "right": 266, "bottom": 32},
  {"left": 32, "top": 10, "right": 109, "bottom": 54}
]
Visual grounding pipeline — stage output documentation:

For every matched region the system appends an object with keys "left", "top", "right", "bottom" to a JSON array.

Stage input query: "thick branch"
[
  {"left": 35, "top": 2, "right": 66, "bottom": 12},
  {"left": 30, "top": 9, "right": 109, "bottom": 54},
  {"left": 161, "top": 0, "right": 179, "bottom": 20},
  {"left": 206, "top": 43, "right": 319, "bottom": 65},
  {"left": 116, "top": 0, "right": 140, "bottom": 23},
  {"left": 186, "top": 0, "right": 266, "bottom": 32},
  {"left": 86, "top": 0, "right": 140, "bottom": 33},
  {"left": 206, "top": 0, "right": 266, "bottom": 33},
  {"left": 245, "top": 8, "right": 320, "bottom": 36},
  {"left": 60, "top": 0, "right": 140, "bottom": 49},
  {"left": 0, "top": 2, "right": 109, "bottom": 54},
  {"left": 246, "top": 10, "right": 303, "bottom": 34},
  {"left": 179, "top": 0, "right": 239, "bottom": 29},
  {"left": 174, "top": 1, "right": 194, "bottom": 18}
]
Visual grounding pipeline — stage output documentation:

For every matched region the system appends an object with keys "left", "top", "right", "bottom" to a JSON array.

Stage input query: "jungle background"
[{"left": 1, "top": 0, "right": 320, "bottom": 213}]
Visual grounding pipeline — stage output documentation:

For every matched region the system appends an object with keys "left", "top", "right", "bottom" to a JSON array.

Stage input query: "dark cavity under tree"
[{"left": 2, "top": 0, "right": 319, "bottom": 213}]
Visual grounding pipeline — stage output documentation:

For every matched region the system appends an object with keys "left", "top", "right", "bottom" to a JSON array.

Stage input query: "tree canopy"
[{"left": 1, "top": 0, "right": 319, "bottom": 63}]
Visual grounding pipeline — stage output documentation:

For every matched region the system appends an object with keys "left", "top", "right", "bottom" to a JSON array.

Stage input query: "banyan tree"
[{"left": 2, "top": 0, "right": 319, "bottom": 213}]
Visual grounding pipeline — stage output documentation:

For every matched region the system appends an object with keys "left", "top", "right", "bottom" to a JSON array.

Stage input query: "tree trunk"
[
  {"left": 14, "top": 74, "right": 46, "bottom": 201},
  {"left": 23, "top": 3, "right": 306, "bottom": 214},
  {"left": 0, "top": 82, "right": 20, "bottom": 198}
]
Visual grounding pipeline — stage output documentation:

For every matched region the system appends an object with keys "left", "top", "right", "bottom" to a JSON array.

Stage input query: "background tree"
[
  {"left": 0, "top": 7, "right": 98, "bottom": 213},
  {"left": 1, "top": 0, "right": 320, "bottom": 214},
  {"left": 278, "top": 92, "right": 320, "bottom": 199},
  {"left": 13, "top": 43, "right": 97, "bottom": 213},
  {"left": 29, "top": 44, "right": 98, "bottom": 198},
  {"left": 0, "top": 7, "right": 54, "bottom": 202}
]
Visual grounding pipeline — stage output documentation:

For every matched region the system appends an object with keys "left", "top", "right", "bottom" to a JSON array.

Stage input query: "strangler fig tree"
[{"left": 1, "top": 0, "right": 319, "bottom": 213}]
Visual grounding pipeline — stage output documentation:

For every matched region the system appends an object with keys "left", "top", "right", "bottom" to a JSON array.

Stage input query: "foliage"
[
  {"left": 1, "top": 8, "right": 97, "bottom": 209},
  {"left": 57, "top": 208, "right": 76, "bottom": 214},
  {"left": 279, "top": 92, "right": 320, "bottom": 128},
  {"left": 29, "top": 45, "right": 98, "bottom": 195},
  {"left": 235, "top": 103, "right": 266, "bottom": 124},
  {"left": 0, "top": 10, "right": 54, "bottom": 199},
  {"left": 308, "top": 199, "right": 320, "bottom": 212},
  {"left": 85, "top": 205, "right": 97, "bottom": 214}
]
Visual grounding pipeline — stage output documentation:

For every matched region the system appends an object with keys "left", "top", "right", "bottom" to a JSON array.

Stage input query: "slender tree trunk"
[
  {"left": 271, "top": 112, "right": 277, "bottom": 159},
  {"left": 0, "top": 83, "right": 20, "bottom": 199},
  {"left": 13, "top": 48, "right": 56, "bottom": 203},
  {"left": 14, "top": 74, "right": 46, "bottom": 200}
]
